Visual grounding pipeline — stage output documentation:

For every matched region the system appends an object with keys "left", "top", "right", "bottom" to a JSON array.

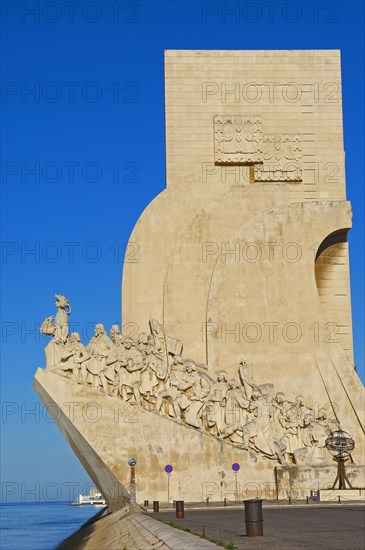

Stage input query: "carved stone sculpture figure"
[
  {"left": 54, "top": 332, "right": 90, "bottom": 384},
  {"left": 317, "top": 406, "right": 340, "bottom": 435},
  {"left": 40, "top": 295, "right": 72, "bottom": 369},
  {"left": 238, "top": 360, "right": 253, "bottom": 398},
  {"left": 248, "top": 384, "right": 286, "bottom": 464},
  {"left": 219, "top": 379, "right": 251, "bottom": 448},
  {"left": 175, "top": 362, "right": 210, "bottom": 428},
  {"left": 138, "top": 351, "right": 164, "bottom": 407},
  {"left": 304, "top": 408, "right": 338, "bottom": 465},
  {"left": 156, "top": 355, "right": 186, "bottom": 417},
  {"left": 119, "top": 338, "right": 145, "bottom": 403},
  {"left": 54, "top": 295, "right": 71, "bottom": 344},
  {"left": 86, "top": 324, "right": 113, "bottom": 387},
  {"left": 294, "top": 395, "right": 306, "bottom": 427},
  {"left": 206, "top": 370, "right": 229, "bottom": 435},
  {"left": 278, "top": 402, "right": 301, "bottom": 462},
  {"left": 99, "top": 325, "right": 125, "bottom": 395}
]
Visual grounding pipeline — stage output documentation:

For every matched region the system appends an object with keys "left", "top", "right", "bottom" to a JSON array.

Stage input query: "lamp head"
[{"left": 128, "top": 458, "right": 137, "bottom": 467}]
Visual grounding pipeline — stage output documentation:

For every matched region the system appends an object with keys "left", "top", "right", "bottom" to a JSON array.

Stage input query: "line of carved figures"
[{"left": 41, "top": 296, "right": 341, "bottom": 466}]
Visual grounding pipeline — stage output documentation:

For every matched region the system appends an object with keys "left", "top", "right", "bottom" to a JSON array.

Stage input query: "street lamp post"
[{"left": 128, "top": 458, "right": 137, "bottom": 508}]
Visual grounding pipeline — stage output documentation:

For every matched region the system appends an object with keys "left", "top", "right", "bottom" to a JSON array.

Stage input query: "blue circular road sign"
[
  {"left": 232, "top": 463, "right": 240, "bottom": 472},
  {"left": 165, "top": 464, "right": 173, "bottom": 473}
]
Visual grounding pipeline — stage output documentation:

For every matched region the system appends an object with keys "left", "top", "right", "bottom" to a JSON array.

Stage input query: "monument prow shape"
[{"left": 34, "top": 51, "right": 365, "bottom": 508}]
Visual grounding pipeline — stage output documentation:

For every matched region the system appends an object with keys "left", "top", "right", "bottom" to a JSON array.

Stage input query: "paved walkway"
[
  {"left": 58, "top": 510, "right": 221, "bottom": 549},
  {"left": 154, "top": 505, "right": 365, "bottom": 550}
]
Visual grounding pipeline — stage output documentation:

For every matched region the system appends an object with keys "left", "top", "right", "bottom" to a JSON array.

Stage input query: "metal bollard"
[
  {"left": 338, "top": 495, "right": 341, "bottom": 504},
  {"left": 288, "top": 496, "right": 291, "bottom": 505},
  {"left": 224, "top": 498, "right": 227, "bottom": 507},
  {"left": 173, "top": 500, "right": 176, "bottom": 509},
  {"left": 244, "top": 499, "right": 263, "bottom": 537},
  {"left": 206, "top": 497, "right": 209, "bottom": 506},
  {"left": 153, "top": 500, "right": 159, "bottom": 512},
  {"left": 306, "top": 496, "right": 309, "bottom": 504},
  {"left": 144, "top": 500, "right": 149, "bottom": 507},
  {"left": 176, "top": 500, "right": 184, "bottom": 518}
]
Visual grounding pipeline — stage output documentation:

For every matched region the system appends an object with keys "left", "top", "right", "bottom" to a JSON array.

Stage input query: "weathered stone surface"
[
  {"left": 123, "top": 50, "right": 353, "bottom": 363},
  {"left": 34, "top": 51, "right": 365, "bottom": 513},
  {"left": 58, "top": 511, "right": 221, "bottom": 549},
  {"left": 320, "top": 488, "right": 365, "bottom": 501},
  {"left": 275, "top": 464, "right": 365, "bottom": 499},
  {"left": 34, "top": 368, "right": 279, "bottom": 505}
]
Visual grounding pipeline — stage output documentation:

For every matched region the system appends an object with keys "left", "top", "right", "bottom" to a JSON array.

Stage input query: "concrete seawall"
[{"left": 58, "top": 508, "right": 221, "bottom": 549}]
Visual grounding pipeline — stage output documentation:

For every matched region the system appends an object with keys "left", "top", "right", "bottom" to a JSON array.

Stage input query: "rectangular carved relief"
[
  {"left": 214, "top": 116, "right": 302, "bottom": 182},
  {"left": 214, "top": 115, "right": 263, "bottom": 165},
  {"left": 254, "top": 133, "right": 302, "bottom": 182}
]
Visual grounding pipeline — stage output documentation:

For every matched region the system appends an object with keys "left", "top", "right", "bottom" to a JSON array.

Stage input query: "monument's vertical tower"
[
  {"left": 122, "top": 50, "right": 353, "bottom": 365},
  {"left": 122, "top": 50, "right": 364, "bottom": 459}
]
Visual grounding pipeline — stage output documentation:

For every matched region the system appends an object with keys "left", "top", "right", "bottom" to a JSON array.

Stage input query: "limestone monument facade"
[{"left": 34, "top": 51, "right": 365, "bottom": 508}]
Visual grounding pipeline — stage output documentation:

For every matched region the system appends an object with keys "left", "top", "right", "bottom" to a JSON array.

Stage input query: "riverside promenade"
[
  {"left": 58, "top": 501, "right": 365, "bottom": 550},
  {"left": 153, "top": 504, "right": 365, "bottom": 550}
]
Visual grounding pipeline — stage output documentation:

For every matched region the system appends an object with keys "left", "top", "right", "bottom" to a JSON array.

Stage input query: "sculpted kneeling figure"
[{"left": 54, "top": 332, "right": 90, "bottom": 383}]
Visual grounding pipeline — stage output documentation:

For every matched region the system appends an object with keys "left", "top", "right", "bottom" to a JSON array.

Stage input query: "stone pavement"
[
  {"left": 58, "top": 509, "right": 221, "bottom": 549},
  {"left": 154, "top": 505, "right": 365, "bottom": 550}
]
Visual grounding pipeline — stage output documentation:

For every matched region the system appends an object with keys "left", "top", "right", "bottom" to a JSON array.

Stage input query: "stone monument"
[{"left": 34, "top": 51, "right": 365, "bottom": 509}]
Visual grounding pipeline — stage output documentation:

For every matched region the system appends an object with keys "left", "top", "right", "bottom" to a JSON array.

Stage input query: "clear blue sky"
[{"left": 1, "top": 0, "right": 364, "bottom": 502}]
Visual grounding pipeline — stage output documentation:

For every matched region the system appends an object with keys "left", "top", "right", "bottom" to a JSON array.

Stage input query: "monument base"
[
  {"left": 320, "top": 489, "right": 365, "bottom": 501},
  {"left": 275, "top": 464, "right": 365, "bottom": 499},
  {"left": 33, "top": 368, "right": 286, "bottom": 506}
]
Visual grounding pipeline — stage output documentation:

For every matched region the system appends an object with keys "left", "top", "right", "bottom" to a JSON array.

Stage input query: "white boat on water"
[{"left": 70, "top": 487, "right": 106, "bottom": 506}]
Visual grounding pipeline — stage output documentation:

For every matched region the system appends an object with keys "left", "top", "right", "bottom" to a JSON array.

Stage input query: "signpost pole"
[
  {"left": 231, "top": 463, "right": 240, "bottom": 502},
  {"left": 164, "top": 464, "right": 173, "bottom": 503}
]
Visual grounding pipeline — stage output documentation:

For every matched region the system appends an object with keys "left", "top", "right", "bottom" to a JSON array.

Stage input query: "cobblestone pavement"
[{"left": 154, "top": 505, "right": 365, "bottom": 550}]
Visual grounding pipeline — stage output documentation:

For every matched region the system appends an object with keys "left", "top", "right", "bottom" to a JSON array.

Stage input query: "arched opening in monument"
[
  {"left": 314, "top": 229, "right": 349, "bottom": 262},
  {"left": 314, "top": 228, "right": 353, "bottom": 362}
]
